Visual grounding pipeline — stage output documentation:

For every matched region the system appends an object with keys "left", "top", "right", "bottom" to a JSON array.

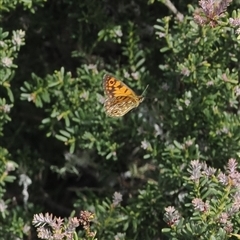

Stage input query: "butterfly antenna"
[{"left": 141, "top": 84, "right": 149, "bottom": 96}]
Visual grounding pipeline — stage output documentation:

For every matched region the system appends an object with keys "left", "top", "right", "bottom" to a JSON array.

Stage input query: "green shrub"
[{"left": 1, "top": 0, "right": 240, "bottom": 239}]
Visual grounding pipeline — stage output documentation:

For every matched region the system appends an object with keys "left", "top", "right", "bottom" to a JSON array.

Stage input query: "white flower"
[
  {"left": 181, "top": 68, "right": 190, "bottom": 76},
  {"left": 206, "top": 80, "right": 214, "bottom": 86},
  {"left": 178, "top": 105, "right": 183, "bottom": 111},
  {"left": 0, "top": 41, "right": 6, "bottom": 47},
  {"left": 87, "top": 64, "right": 96, "bottom": 70},
  {"left": 154, "top": 124, "right": 163, "bottom": 137},
  {"left": 12, "top": 35, "right": 22, "bottom": 46},
  {"left": 161, "top": 83, "right": 169, "bottom": 91},
  {"left": 5, "top": 161, "right": 16, "bottom": 172},
  {"left": 3, "top": 104, "right": 11, "bottom": 113},
  {"left": 1, "top": 57, "right": 13, "bottom": 67},
  {"left": 80, "top": 91, "right": 89, "bottom": 100},
  {"left": 0, "top": 200, "right": 7, "bottom": 213},
  {"left": 131, "top": 72, "right": 139, "bottom": 80},
  {"left": 158, "top": 32, "right": 165, "bottom": 38},
  {"left": 87, "top": 64, "right": 98, "bottom": 73},
  {"left": 185, "top": 140, "right": 193, "bottom": 147},
  {"left": 115, "top": 29, "right": 123, "bottom": 37},
  {"left": 221, "top": 127, "right": 229, "bottom": 134},
  {"left": 97, "top": 93, "right": 105, "bottom": 104},
  {"left": 28, "top": 94, "right": 34, "bottom": 102},
  {"left": 19, "top": 174, "right": 32, "bottom": 205},
  {"left": 141, "top": 139, "right": 151, "bottom": 150},
  {"left": 12, "top": 30, "right": 25, "bottom": 49},
  {"left": 123, "top": 71, "right": 130, "bottom": 78},
  {"left": 235, "top": 87, "right": 240, "bottom": 96},
  {"left": 185, "top": 99, "right": 190, "bottom": 106},
  {"left": 16, "top": 29, "right": 25, "bottom": 38}
]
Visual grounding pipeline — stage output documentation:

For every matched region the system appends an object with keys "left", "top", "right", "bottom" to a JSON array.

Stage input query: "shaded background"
[{"left": 1, "top": 0, "right": 240, "bottom": 239}]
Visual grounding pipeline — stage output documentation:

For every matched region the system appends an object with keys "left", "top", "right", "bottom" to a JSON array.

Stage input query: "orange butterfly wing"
[
  {"left": 103, "top": 74, "right": 137, "bottom": 98},
  {"left": 103, "top": 74, "right": 144, "bottom": 117}
]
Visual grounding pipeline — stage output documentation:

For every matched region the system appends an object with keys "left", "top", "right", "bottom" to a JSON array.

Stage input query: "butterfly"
[{"left": 103, "top": 74, "right": 148, "bottom": 117}]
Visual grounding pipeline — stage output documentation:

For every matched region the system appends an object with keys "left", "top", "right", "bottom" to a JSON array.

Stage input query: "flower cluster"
[
  {"left": 163, "top": 158, "right": 240, "bottom": 236},
  {"left": 229, "top": 17, "right": 240, "bottom": 35},
  {"left": 194, "top": 0, "right": 232, "bottom": 27},
  {"left": 32, "top": 211, "right": 96, "bottom": 239}
]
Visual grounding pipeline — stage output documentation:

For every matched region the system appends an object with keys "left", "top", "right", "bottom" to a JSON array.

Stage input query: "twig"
[{"left": 159, "top": 0, "right": 184, "bottom": 22}]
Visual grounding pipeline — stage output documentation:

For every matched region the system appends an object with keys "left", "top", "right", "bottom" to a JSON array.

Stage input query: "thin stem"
[{"left": 159, "top": 0, "right": 184, "bottom": 22}]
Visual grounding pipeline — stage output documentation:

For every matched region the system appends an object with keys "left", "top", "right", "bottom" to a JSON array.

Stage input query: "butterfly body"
[{"left": 103, "top": 74, "right": 144, "bottom": 117}]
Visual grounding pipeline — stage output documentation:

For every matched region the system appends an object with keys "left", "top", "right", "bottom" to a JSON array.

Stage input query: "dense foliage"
[{"left": 1, "top": 0, "right": 240, "bottom": 239}]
